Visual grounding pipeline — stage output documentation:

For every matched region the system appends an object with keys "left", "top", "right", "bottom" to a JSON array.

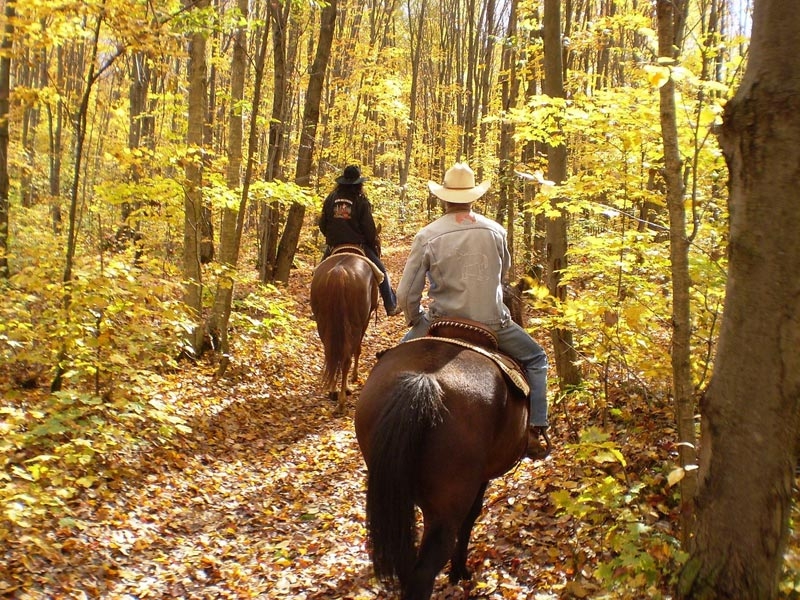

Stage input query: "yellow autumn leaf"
[
  {"left": 667, "top": 466, "right": 685, "bottom": 487},
  {"left": 644, "top": 64, "right": 671, "bottom": 88}
]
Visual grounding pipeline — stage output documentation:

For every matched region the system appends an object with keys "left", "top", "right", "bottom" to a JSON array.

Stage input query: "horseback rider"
[
  {"left": 318, "top": 165, "right": 401, "bottom": 317},
  {"left": 395, "top": 162, "right": 551, "bottom": 459}
]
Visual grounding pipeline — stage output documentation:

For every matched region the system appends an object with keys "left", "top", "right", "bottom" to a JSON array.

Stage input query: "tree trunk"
[
  {"left": 475, "top": 0, "right": 495, "bottom": 172},
  {"left": 399, "top": 0, "right": 426, "bottom": 203},
  {"left": 656, "top": 0, "right": 698, "bottom": 548},
  {"left": 259, "top": 0, "right": 291, "bottom": 283},
  {"left": 209, "top": 0, "right": 248, "bottom": 356},
  {"left": 295, "top": 0, "right": 337, "bottom": 186},
  {"left": 183, "top": 0, "right": 209, "bottom": 355},
  {"left": 126, "top": 51, "right": 151, "bottom": 223},
  {"left": 273, "top": 202, "right": 305, "bottom": 282},
  {"left": 543, "top": 0, "right": 581, "bottom": 389},
  {"left": 48, "top": 45, "right": 65, "bottom": 233},
  {"left": 276, "top": 0, "right": 339, "bottom": 285},
  {"left": 0, "top": 0, "right": 13, "bottom": 279},
  {"left": 52, "top": 13, "right": 111, "bottom": 391},
  {"left": 497, "top": 0, "right": 519, "bottom": 272},
  {"left": 678, "top": 1, "right": 800, "bottom": 597}
]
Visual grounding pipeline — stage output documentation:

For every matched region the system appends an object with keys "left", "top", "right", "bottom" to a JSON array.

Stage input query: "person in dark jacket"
[{"left": 318, "top": 165, "right": 400, "bottom": 316}]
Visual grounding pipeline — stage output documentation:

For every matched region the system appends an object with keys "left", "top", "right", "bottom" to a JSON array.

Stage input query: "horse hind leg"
[
  {"left": 335, "top": 357, "right": 352, "bottom": 416},
  {"left": 350, "top": 341, "right": 362, "bottom": 385},
  {"left": 402, "top": 523, "right": 457, "bottom": 600},
  {"left": 449, "top": 482, "right": 488, "bottom": 583}
]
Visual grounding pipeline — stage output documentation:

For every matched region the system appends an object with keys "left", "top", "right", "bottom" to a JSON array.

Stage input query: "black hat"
[{"left": 336, "top": 165, "right": 367, "bottom": 185}]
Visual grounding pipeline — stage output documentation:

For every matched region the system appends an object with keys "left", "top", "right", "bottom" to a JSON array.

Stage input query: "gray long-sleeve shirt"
[{"left": 396, "top": 210, "right": 512, "bottom": 328}]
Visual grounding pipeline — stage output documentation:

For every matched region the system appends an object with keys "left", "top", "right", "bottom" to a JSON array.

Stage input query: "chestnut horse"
[
  {"left": 354, "top": 284, "right": 530, "bottom": 600},
  {"left": 310, "top": 248, "right": 379, "bottom": 415}
]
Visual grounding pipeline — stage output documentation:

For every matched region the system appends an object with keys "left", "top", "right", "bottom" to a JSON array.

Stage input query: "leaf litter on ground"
[{"left": 4, "top": 234, "right": 773, "bottom": 600}]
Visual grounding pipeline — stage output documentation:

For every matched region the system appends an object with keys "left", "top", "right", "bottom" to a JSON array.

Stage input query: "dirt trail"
[{"left": 6, "top": 237, "right": 564, "bottom": 600}]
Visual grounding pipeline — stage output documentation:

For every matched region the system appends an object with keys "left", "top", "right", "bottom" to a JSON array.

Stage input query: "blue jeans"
[
  {"left": 403, "top": 313, "right": 548, "bottom": 427},
  {"left": 362, "top": 246, "right": 397, "bottom": 311}
]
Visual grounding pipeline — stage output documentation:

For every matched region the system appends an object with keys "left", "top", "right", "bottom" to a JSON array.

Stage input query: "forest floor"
[{"left": 3, "top": 233, "right": 798, "bottom": 599}]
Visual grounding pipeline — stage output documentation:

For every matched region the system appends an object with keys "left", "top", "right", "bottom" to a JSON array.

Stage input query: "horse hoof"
[{"left": 448, "top": 565, "right": 471, "bottom": 583}]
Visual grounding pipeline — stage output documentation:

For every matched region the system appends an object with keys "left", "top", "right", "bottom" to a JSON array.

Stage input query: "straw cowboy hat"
[{"left": 428, "top": 162, "right": 491, "bottom": 204}]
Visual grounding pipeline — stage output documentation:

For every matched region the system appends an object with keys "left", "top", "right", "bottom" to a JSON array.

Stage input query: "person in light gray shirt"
[{"left": 396, "top": 162, "right": 551, "bottom": 459}]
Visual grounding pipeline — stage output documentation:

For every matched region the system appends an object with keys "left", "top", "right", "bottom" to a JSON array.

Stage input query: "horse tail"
[
  {"left": 317, "top": 265, "right": 359, "bottom": 390},
  {"left": 365, "top": 372, "right": 446, "bottom": 589}
]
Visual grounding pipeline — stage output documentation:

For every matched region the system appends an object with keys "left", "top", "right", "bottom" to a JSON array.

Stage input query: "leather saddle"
[
  {"left": 426, "top": 317, "right": 529, "bottom": 397},
  {"left": 319, "top": 245, "right": 384, "bottom": 284}
]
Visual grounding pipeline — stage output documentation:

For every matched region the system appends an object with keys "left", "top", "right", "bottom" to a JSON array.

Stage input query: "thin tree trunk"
[
  {"left": 656, "top": 0, "right": 697, "bottom": 548},
  {"left": 183, "top": 0, "right": 210, "bottom": 355},
  {"left": 52, "top": 12, "right": 122, "bottom": 391},
  {"left": 0, "top": 0, "right": 13, "bottom": 279},
  {"left": 295, "top": 0, "right": 337, "bottom": 186},
  {"left": 209, "top": 0, "right": 248, "bottom": 357},
  {"left": 399, "top": 0, "right": 426, "bottom": 197},
  {"left": 678, "top": 1, "right": 800, "bottom": 596},
  {"left": 497, "top": 0, "right": 519, "bottom": 271},
  {"left": 259, "top": 0, "right": 290, "bottom": 283},
  {"left": 48, "top": 45, "right": 65, "bottom": 233},
  {"left": 543, "top": 0, "right": 581, "bottom": 389}
]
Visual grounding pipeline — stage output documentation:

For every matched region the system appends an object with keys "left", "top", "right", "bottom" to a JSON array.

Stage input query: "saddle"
[
  {"left": 319, "top": 245, "right": 384, "bottom": 284},
  {"left": 424, "top": 317, "right": 530, "bottom": 397}
]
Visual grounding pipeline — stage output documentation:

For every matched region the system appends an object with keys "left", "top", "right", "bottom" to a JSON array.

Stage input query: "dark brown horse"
[
  {"left": 310, "top": 248, "right": 379, "bottom": 415},
  {"left": 354, "top": 312, "right": 530, "bottom": 599}
]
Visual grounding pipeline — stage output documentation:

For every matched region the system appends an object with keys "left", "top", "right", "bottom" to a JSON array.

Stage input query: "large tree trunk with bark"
[
  {"left": 678, "top": 1, "right": 800, "bottom": 597},
  {"left": 295, "top": 0, "right": 337, "bottom": 186},
  {"left": 183, "top": 0, "right": 210, "bottom": 355},
  {"left": 543, "top": 0, "right": 581, "bottom": 389}
]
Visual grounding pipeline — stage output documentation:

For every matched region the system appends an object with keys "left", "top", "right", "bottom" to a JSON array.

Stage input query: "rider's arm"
[{"left": 396, "top": 233, "right": 428, "bottom": 326}]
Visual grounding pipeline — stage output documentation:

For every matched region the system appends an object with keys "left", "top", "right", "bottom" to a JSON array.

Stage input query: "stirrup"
[{"left": 526, "top": 426, "right": 552, "bottom": 459}]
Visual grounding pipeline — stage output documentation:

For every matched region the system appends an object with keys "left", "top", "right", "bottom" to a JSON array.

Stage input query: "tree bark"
[
  {"left": 497, "top": 0, "right": 519, "bottom": 271},
  {"left": 47, "top": 45, "right": 65, "bottom": 233},
  {"left": 52, "top": 12, "right": 120, "bottom": 391},
  {"left": 656, "top": 0, "right": 698, "bottom": 548},
  {"left": 295, "top": 0, "right": 337, "bottom": 186},
  {"left": 543, "top": 0, "right": 581, "bottom": 389},
  {"left": 183, "top": 0, "right": 210, "bottom": 355},
  {"left": 209, "top": 0, "right": 248, "bottom": 356},
  {"left": 273, "top": 202, "right": 305, "bottom": 282},
  {"left": 399, "top": 0, "right": 426, "bottom": 201},
  {"left": 0, "top": 0, "right": 13, "bottom": 279},
  {"left": 259, "top": 0, "right": 292, "bottom": 283},
  {"left": 678, "top": 1, "right": 800, "bottom": 597}
]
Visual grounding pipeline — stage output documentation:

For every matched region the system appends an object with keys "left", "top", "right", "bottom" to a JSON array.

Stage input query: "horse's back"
[
  {"left": 311, "top": 253, "right": 378, "bottom": 401},
  {"left": 311, "top": 254, "right": 377, "bottom": 326},
  {"left": 312, "top": 254, "right": 375, "bottom": 307},
  {"left": 355, "top": 339, "right": 528, "bottom": 482}
]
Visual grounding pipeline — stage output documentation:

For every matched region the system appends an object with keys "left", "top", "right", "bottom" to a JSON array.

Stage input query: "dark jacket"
[{"left": 318, "top": 187, "right": 378, "bottom": 252}]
